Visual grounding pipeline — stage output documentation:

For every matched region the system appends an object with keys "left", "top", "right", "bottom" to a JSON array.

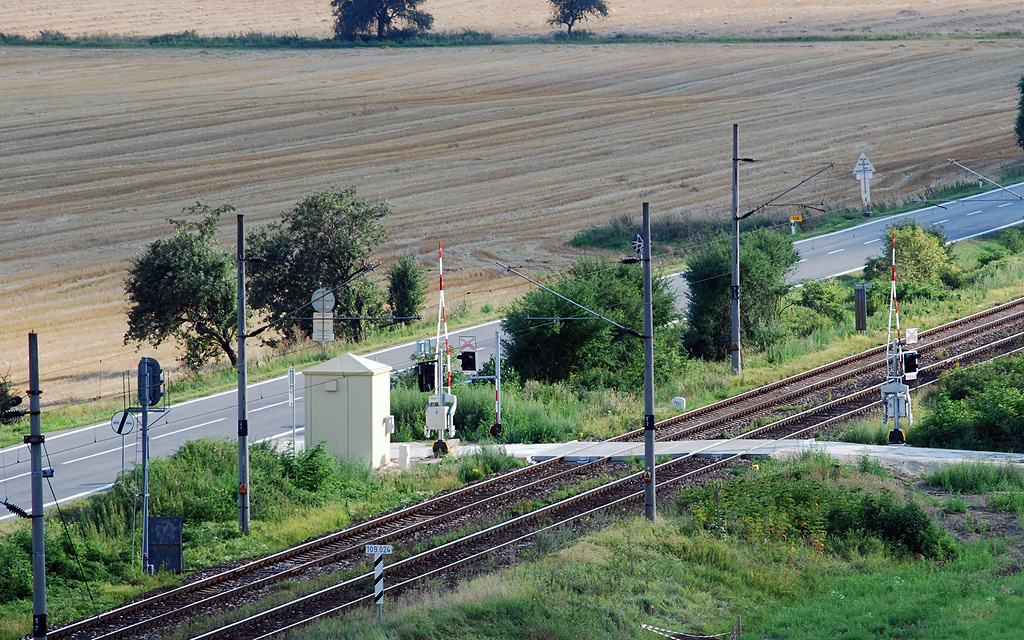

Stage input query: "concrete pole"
[
  {"left": 731, "top": 124, "right": 742, "bottom": 376},
  {"left": 494, "top": 331, "right": 502, "bottom": 431},
  {"left": 237, "top": 213, "right": 250, "bottom": 535},
  {"left": 27, "top": 333, "right": 47, "bottom": 639},
  {"left": 140, "top": 364, "right": 151, "bottom": 574},
  {"left": 642, "top": 203, "right": 656, "bottom": 521}
]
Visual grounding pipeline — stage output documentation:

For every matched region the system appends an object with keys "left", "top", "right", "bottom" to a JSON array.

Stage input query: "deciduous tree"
[
  {"left": 1016, "top": 75, "right": 1024, "bottom": 151},
  {"left": 548, "top": 0, "right": 609, "bottom": 37},
  {"left": 331, "top": 0, "right": 433, "bottom": 41},
  {"left": 863, "top": 220, "right": 960, "bottom": 302},
  {"left": 501, "top": 258, "right": 678, "bottom": 390},
  {"left": 684, "top": 230, "right": 799, "bottom": 360},
  {"left": 246, "top": 187, "right": 390, "bottom": 342},
  {"left": 387, "top": 253, "right": 426, "bottom": 327},
  {"left": 124, "top": 204, "right": 238, "bottom": 370}
]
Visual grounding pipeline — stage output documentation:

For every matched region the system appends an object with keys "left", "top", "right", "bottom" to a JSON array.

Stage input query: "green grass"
[
  {"left": 0, "top": 440, "right": 521, "bottom": 639},
  {"left": 925, "top": 461, "right": 1024, "bottom": 494},
  {"left": 291, "top": 454, "right": 1024, "bottom": 640},
  {"left": 836, "top": 418, "right": 891, "bottom": 446}
]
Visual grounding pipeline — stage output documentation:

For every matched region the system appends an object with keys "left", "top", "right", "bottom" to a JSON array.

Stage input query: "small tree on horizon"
[
  {"left": 331, "top": 0, "right": 433, "bottom": 41},
  {"left": 548, "top": 0, "right": 609, "bottom": 37},
  {"left": 1015, "top": 75, "right": 1024, "bottom": 151}
]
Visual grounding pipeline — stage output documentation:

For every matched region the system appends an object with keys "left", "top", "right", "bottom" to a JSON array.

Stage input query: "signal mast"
[
  {"left": 424, "top": 242, "right": 457, "bottom": 454},
  {"left": 880, "top": 230, "right": 919, "bottom": 444}
]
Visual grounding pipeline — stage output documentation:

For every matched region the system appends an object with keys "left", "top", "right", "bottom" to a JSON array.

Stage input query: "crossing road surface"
[{"left": 2, "top": 184, "right": 1022, "bottom": 521}]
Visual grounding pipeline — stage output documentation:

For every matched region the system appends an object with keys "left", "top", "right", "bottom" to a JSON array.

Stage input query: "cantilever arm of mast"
[
  {"left": 496, "top": 262, "right": 642, "bottom": 338},
  {"left": 948, "top": 158, "right": 1024, "bottom": 201},
  {"left": 739, "top": 162, "right": 836, "bottom": 220}
]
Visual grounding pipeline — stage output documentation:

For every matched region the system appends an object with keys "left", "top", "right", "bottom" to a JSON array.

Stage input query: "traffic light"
[
  {"left": 138, "top": 357, "right": 163, "bottom": 407},
  {"left": 1, "top": 394, "right": 24, "bottom": 423},
  {"left": 457, "top": 350, "right": 477, "bottom": 373},
  {"left": 903, "top": 350, "right": 919, "bottom": 381},
  {"left": 417, "top": 361, "right": 436, "bottom": 393}
]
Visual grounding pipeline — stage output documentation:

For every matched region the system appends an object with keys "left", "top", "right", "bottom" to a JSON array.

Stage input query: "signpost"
[
  {"left": 111, "top": 411, "right": 137, "bottom": 472},
  {"left": 853, "top": 153, "right": 876, "bottom": 216},
  {"left": 311, "top": 289, "right": 336, "bottom": 352},
  {"left": 789, "top": 214, "right": 803, "bottom": 235},
  {"left": 365, "top": 544, "right": 394, "bottom": 623}
]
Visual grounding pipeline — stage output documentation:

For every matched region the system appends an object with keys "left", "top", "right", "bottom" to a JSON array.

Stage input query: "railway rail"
[
  {"left": 50, "top": 296, "right": 1024, "bottom": 640},
  {"left": 611, "top": 296, "right": 1024, "bottom": 442}
]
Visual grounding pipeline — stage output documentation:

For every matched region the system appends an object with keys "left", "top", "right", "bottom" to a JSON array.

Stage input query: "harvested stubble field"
[
  {"left": 1, "top": 29, "right": 1023, "bottom": 401},
  {"left": 1, "top": 0, "right": 1022, "bottom": 39}
]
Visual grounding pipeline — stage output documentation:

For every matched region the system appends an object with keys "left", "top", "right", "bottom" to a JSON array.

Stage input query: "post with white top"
[
  {"left": 366, "top": 544, "right": 393, "bottom": 623},
  {"left": 288, "top": 366, "right": 296, "bottom": 450}
]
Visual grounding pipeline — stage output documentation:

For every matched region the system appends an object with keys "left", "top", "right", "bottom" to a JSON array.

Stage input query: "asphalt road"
[{"left": 2, "top": 183, "right": 1023, "bottom": 521}]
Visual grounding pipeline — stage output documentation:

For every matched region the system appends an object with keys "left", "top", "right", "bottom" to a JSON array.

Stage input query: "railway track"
[
  {"left": 50, "top": 457, "right": 632, "bottom": 640},
  {"left": 50, "top": 296, "right": 1024, "bottom": 640},
  {"left": 611, "top": 296, "right": 1024, "bottom": 443}
]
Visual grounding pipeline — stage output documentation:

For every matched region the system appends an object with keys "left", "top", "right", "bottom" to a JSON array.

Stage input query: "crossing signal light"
[
  {"left": 457, "top": 350, "right": 477, "bottom": 373},
  {"left": 903, "top": 350, "right": 919, "bottom": 381},
  {"left": 138, "top": 357, "right": 163, "bottom": 407},
  {"left": 417, "top": 361, "right": 436, "bottom": 393}
]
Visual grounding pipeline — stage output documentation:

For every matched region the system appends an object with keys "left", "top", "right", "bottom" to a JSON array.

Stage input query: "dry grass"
[{"left": 2, "top": 32, "right": 1023, "bottom": 401}]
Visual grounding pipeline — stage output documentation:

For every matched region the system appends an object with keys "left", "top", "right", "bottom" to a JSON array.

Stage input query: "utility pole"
[
  {"left": 236, "top": 213, "right": 250, "bottom": 535},
  {"left": 494, "top": 330, "right": 502, "bottom": 435},
  {"left": 731, "top": 124, "right": 756, "bottom": 376},
  {"left": 140, "top": 366, "right": 151, "bottom": 574},
  {"left": 641, "top": 203, "right": 656, "bottom": 521},
  {"left": 27, "top": 333, "right": 46, "bottom": 639}
]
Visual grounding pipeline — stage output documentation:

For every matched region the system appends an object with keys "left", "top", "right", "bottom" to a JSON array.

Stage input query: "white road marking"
[
  {"left": 936, "top": 219, "right": 949, "bottom": 225},
  {"left": 62, "top": 446, "right": 127, "bottom": 465},
  {"left": 966, "top": 210, "right": 981, "bottom": 216},
  {"left": 827, "top": 249, "right": 844, "bottom": 255},
  {"left": 1, "top": 470, "right": 32, "bottom": 483},
  {"left": 250, "top": 399, "right": 295, "bottom": 413},
  {"left": 999, "top": 202, "right": 1014, "bottom": 208},
  {"left": 152, "top": 418, "right": 225, "bottom": 441},
  {"left": 864, "top": 239, "right": 881, "bottom": 244}
]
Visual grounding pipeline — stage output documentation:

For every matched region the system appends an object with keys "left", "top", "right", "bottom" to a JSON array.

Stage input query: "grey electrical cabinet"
[{"left": 304, "top": 353, "right": 393, "bottom": 468}]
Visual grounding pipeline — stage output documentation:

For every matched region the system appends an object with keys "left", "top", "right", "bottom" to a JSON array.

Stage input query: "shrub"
[{"left": 679, "top": 454, "right": 955, "bottom": 559}]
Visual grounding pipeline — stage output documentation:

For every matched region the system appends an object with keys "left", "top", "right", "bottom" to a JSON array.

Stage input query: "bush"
[
  {"left": 825, "top": 490, "right": 949, "bottom": 557},
  {"left": 1000, "top": 227, "right": 1024, "bottom": 253},
  {"left": 679, "top": 454, "right": 956, "bottom": 559},
  {"left": 911, "top": 357, "right": 1024, "bottom": 452}
]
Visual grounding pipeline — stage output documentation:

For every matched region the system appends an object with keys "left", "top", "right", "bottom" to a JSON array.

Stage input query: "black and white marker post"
[{"left": 365, "top": 544, "right": 393, "bottom": 623}]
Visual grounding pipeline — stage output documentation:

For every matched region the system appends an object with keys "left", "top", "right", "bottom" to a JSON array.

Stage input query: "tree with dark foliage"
[
  {"left": 332, "top": 0, "right": 433, "bottom": 41},
  {"left": 1015, "top": 75, "right": 1024, "bottom": 151},
  {"left": 124, "top": 204, "right": 238, "bottom": 370},
  {"left": 246, "top": 188, "right": 390, "bottom": 343},
  {"left": 548, "top": 0, "right": 608, "bottom": 36},
  {"left": 387, "top": 253, "right": 426, "bottom": 327}
]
